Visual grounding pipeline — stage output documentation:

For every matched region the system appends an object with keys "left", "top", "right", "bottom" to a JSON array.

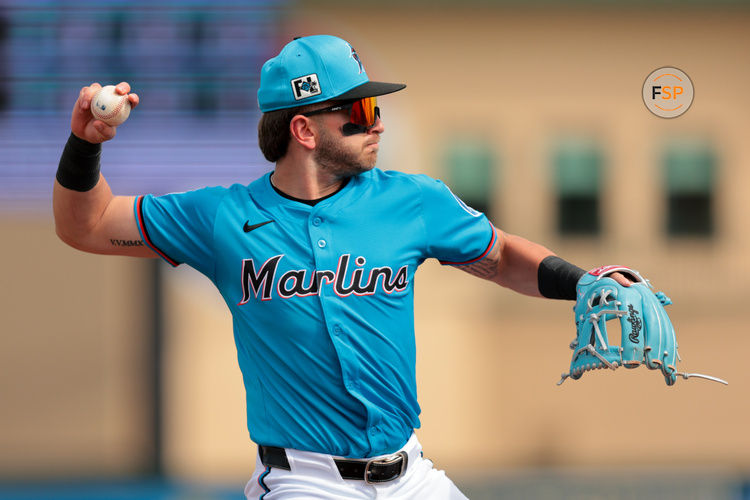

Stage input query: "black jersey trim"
[{"left": 269, "top": 173, "right": 350, "bottom": 206}]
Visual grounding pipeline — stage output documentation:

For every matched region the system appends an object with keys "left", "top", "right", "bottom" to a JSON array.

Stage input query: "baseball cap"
[{"left": 257, "top": 35, "right": 406, "bottom": 112}]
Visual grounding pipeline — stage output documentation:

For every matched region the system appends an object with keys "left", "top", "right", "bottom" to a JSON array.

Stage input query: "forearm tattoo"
[{"left": 456, "top": 244, "right": 501, "bottom": 280}]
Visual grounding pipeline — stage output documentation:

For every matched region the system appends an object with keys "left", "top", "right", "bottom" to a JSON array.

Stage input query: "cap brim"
[{"left": 335, "top": 81, "right": 406, "bottom": 101}]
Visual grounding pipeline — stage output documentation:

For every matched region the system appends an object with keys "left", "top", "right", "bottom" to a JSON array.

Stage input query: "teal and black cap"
[{"left": 257, "top": 35, "right": 406, "bottom": 112}]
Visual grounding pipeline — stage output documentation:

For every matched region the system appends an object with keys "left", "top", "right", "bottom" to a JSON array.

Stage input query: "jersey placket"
[{"left": 307, "top": 206, "right": 385, "bottom": 454}]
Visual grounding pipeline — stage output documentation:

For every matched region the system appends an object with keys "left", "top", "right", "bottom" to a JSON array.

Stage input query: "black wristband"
[
  {"left": 56, "top": 133, "right": 102, "bottom": 192},
  {"left": 537, "top": 255, "right": 586, "bottom": 300}
]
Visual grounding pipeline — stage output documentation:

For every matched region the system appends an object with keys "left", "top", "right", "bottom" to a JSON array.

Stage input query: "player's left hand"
[
  {"left": 610, "top": 272, "right": 634, "bottom": 287},
  {"left": 557, "top": 265, "right": 728, "bottom": 387}
]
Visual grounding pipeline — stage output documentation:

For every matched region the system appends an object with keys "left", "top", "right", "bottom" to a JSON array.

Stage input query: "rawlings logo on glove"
[
  {"left": 557, "top": 266, "right": 727, "bottom": 386},
  {"left": 627, "top": 305, "right": 641, "bottom": 343}
]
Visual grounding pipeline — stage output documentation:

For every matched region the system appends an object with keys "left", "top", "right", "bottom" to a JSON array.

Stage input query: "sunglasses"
[{"left": 302, "top": 97, "right": 380, "bottom": 136}]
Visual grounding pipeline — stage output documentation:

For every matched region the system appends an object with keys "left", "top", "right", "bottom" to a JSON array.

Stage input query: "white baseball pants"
[{"left": 244, "top": 433, "right": 468, "bottom": 499}]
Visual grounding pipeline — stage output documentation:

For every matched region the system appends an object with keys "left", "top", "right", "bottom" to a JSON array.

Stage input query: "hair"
[{"left": 258, "top": 105, "right": 310, "bottom": 163}]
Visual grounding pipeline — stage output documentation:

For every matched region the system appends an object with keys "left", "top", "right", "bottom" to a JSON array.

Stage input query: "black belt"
[{"left": 258, "top": 445, "right": 408, "bottom": 484}]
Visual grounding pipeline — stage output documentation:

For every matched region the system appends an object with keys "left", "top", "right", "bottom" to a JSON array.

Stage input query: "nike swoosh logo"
[{"left": 243, "top": 220, "right": 275, "bottom": 233}]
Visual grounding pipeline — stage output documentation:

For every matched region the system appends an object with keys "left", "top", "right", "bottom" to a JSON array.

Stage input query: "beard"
[{"left": 313, "top": 126, "right": 377, "bottom": 178}]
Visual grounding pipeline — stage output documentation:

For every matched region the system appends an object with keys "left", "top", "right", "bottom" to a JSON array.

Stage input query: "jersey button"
[
  {"left": 312, "top": 217, "right": 322, "bottom": 226},
  {"left": 333, "top": 325, "right": 342, "bottom": 336},
  {"left": 317, "top": 239, "right": 326, "bottom": 248}
]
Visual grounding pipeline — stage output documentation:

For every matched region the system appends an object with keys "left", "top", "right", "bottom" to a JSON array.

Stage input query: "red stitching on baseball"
[{"left": 95, "top": 92, "right": 126, "bottom": 120}]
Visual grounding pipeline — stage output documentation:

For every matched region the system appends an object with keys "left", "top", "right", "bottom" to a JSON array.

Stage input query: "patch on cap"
[{"left": 291, "top": 73, "right": 321, "bottom": 101}]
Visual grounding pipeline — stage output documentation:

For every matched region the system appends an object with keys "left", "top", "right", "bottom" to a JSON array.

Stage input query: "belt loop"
[{"left": 259, "top": 445, "right": 291, "bottom": 471}]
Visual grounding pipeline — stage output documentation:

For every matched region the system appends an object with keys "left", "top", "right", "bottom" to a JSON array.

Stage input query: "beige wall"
[
  {"left": 3, "top": 4, "right": 749, "bottom": 483},
  {"left": 0, "top": 218, "right": 153, "bottom": 478}
]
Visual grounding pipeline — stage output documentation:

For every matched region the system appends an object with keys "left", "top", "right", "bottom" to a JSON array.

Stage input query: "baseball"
[{"left": 91, "top": 85, "right": 131, "bottom": 126}]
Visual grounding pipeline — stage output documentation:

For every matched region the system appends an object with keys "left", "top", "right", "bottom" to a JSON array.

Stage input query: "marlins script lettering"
[{"left": 238, "top": 254, "right": 409, "bottom": 304}]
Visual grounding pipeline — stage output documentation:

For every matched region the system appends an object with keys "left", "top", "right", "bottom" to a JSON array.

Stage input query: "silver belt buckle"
[{"left": 364, "top": 451, "right": 408, "bottom": 484}]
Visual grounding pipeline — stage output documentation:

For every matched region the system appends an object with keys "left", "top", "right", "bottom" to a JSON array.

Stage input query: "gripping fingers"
[
  {"left": 115, "top": 82, "right": 130, "bottom": 94},
  {"left": 77, "top": 87, "right": 86, "bottom": 110},
  {"left": 113, "top": 82, "right": 139, "bottom": 109},
  {"left": 78, "top": 83, "right": 102, "bottom": 112}
]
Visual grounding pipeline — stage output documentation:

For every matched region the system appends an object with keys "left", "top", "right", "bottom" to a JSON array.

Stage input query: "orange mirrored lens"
[{"left": 350, "top": 97, "right": 377, "bottom": 127}]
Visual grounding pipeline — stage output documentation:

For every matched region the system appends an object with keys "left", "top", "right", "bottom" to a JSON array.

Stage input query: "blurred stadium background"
[{"left": 1, "top": 1, "right": 749, "bottom": 499}]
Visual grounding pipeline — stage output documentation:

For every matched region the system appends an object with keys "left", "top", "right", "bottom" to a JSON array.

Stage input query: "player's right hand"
[{"left": 71, "top": 82, "right": 139, "bottom": 144}]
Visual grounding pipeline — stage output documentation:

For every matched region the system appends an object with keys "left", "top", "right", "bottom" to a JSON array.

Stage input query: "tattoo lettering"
[
  {"left": 456, "top": 244, "right": 501, "bottom": 279},
  {"left": 110, "top": 239, "right": 144, "bottom": 247}
]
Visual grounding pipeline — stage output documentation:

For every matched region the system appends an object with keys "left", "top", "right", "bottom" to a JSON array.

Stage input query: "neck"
[{"left": 272, "top": 152, "right": 347, "bottom": 200}]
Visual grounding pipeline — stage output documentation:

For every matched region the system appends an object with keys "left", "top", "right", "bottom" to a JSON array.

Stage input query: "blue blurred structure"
[
  {"left": 0, "top": 479, "right": 245, "bottom": 500},
  {"left": 457, "top": 470, "right": 749, "bottom": 500},
  {"left": 0, "top": 473, "right": 748, "bottom": 500},
  {"left": 0, "top": 0, "right": 285, "bottom": 207}
]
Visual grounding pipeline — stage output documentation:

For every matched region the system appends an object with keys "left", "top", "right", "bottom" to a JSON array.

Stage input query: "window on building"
[
  {"left": 553, "top": 139, "right": 603, "bottom": 236},
  {"left": 443, "top": 139, "right": 496, "bottom": 218},
  {"left": 664, "top": 141, "right": 715, "bottom": 237}
]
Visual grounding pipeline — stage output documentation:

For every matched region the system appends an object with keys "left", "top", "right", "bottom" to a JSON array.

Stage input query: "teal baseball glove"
[{"left": 557, "top": 265, "right": 727, "bottom": 386}]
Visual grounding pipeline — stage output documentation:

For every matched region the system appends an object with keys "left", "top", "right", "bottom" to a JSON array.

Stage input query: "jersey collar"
[{"left": 249, "top": 171, "right": 362, "bottom": 211}]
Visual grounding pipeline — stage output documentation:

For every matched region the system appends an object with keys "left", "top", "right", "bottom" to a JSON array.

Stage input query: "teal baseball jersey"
[{"left": 134, "top": 168, "right": 497, "bottom": 458}]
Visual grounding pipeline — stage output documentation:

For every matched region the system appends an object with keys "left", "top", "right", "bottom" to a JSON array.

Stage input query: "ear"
[{"left": 289, "top": 114, "right": 317, "bottom": 151}]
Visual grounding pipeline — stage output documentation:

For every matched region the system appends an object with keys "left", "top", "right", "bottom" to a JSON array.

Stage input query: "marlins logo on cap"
[
  {"left": 350, "top": 46, "right": 364, "bottom": 74},
  {"left": 257, "top": 35, "right": 406, "bottom": 112}
]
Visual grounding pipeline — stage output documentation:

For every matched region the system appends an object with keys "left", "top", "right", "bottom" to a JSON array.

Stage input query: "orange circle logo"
[{"left": 642, "top": 67, "right": 694, "bottom": 118}]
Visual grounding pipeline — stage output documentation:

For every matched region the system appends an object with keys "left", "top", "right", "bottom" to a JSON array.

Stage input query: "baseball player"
[{"left": 54, "top": 35, "right": 633, "bottom": 499}]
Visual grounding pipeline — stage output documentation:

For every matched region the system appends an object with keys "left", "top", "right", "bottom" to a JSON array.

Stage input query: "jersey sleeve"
[
  {"left": 413, "top": 174, "right": 497, "bottom": 265},
  {"left": 134, "top": 186, "right": 226, "bottom": 278}
]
